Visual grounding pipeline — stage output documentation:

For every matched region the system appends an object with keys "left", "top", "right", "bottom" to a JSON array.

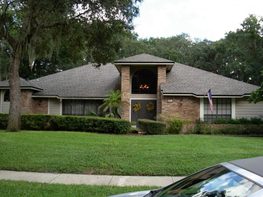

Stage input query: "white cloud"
[{"left": 133, "top": 0, "right": 263, "bottom": 41}]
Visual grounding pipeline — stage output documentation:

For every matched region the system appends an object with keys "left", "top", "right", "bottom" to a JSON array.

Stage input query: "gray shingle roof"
[
  {"left": 161, "top": 62, "right": 259, "bottom": 96},
  {"left": 31, "top": 63, "right": 120, "bottom": 98},
  {"left": 115, "top": 53, "right": 174, "bottom": 64},
  {"left": 0, "top": 78, "right": 42, "bottom": 91}
]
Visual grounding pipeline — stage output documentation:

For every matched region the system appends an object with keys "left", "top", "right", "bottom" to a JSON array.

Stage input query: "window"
[
  {"left": 155, "top": 165, "right": 262, "bottom": 197},
  {"left": 62, "top": 100, "right": 102, "bottom": 115},
  {"left": 132, "top": 69, "right": 157, "bottom": 94},
  {"left": 204, "top": 98, "right": 231, "bottom": 122},
  {"left": 4, "top": 90, "right": 10, "bottom": 102}
]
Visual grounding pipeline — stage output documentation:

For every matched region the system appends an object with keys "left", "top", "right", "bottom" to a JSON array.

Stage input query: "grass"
[
  {"left": 0, "top": 130, "right": 263, "bottom": 176},
  {"left": 0, "top": 180, "right": 154, "bottom": 197}
]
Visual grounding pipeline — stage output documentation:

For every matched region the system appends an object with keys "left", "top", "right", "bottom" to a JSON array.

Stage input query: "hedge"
[
  {"left": 192, "top": 121, "right": 263, "bottom": 136},
  {"left": 0, "top": 114, "right": 131, "bottom": 134},
  {"left": 137, "top": 119, "right": 166, "bottom": 134},
  {"left": 213, "top": 117, "right": 263, "bottom": 125}
]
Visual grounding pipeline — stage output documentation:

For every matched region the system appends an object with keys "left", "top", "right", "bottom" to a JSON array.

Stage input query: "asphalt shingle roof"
[
  {"left": 161, "top": 62, "right": 259, "bottom": 96},
  {"left": 0, "top": 55, "right": 258, "bottom": 98},
  {"left": 0, "top": 78, "right": 42, "bottom": 91},
  {"left": 31, "top": 63, "right": 120, "bottom": 98},
  {"left": 115, "top": 53, "right": 174, "bottom": 64}
]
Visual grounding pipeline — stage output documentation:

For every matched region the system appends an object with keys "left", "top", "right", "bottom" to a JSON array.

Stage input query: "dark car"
[{"left": 110, "top": 156, "right": 263, "bottom": 197}]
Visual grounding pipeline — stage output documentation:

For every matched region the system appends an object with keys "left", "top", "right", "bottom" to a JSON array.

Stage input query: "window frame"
[{"left": 203, "top": 98, "right": 232, "bottom": 122}]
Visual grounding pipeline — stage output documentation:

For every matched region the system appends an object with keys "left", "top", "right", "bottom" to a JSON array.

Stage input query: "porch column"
[
  {"left": 121, "top": 66, "right": 131, "bottom": 121},
  {"left": 157, "top": 65, "right": 166, "bottom": 119}
]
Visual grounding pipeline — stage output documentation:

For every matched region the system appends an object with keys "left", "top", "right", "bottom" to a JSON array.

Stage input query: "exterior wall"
[
  {"left": 120, "top": 66, "right": 131, "bottom": 120},
  {"left": 236, "top": 98, "right": 263, "bottom": 119},
  {"left": 157, "top": 66, "right": 166, "bottom": 117},
  {"left": 0, "top": 90, "right": 10, "bottom": 113},
  {"left": 48, "top": 98, "right": 61, "bottom": 115},
  {"left": 161, "top": 96, "right": 200, "bottom": 121},
  {"left": 31, "top": 98, "right": 48, "bottom": 114},
  {"left": 21, "top": 90, "right": 33, "bottom": 114}
]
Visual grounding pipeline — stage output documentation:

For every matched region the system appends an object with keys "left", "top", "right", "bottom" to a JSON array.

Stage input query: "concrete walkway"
[{"left": 0, "top": 170, "right": 185, "bottom": 187}]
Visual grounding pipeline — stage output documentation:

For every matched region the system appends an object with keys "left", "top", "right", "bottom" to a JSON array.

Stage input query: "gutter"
[{"left": 162, "top": 92, "right": 251, "bottom": 98}]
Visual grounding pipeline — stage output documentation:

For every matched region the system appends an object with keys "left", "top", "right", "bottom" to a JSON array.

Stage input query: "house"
[{"left": 0, "top": 53, "right": 263, "bottom": 122}]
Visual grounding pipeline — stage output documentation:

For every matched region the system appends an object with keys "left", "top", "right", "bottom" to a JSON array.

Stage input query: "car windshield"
[{"left": 153, "top": 165, "right": 262, "bottom": 197}]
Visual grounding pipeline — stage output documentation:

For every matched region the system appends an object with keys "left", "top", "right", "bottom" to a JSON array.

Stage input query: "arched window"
[
  {"left": 132, "top": 69, "right": 157, "bottom": 94},
  {"left": 4, "top": 90, "right": 10, "bottom": 102}
]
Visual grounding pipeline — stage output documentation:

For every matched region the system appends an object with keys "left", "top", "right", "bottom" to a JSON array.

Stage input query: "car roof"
[{"left": 229, "top": 156, "right": 263, "bottom": 177}]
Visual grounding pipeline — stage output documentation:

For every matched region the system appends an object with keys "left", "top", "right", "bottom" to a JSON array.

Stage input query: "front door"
[{"left": 131, "top": 100, "right": 157, "bottom": 122}]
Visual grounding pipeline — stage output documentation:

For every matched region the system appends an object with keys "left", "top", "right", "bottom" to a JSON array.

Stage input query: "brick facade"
[
  {"left": 157, "top": 66, "right": 166, "bottom": 117},
  {"left": 161, "top": 96, "right": 200, "bottom": 121},
  {"left": 32, "top": 98, "right": 48, "bottom": 114},
  {"left": 120, "top": 66, "right": 131, "bottom": 120},
  {"left": 21, "top": 90, "right": 48, "bottom": 114}
]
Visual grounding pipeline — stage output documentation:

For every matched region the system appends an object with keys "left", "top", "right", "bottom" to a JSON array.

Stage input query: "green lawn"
[
  {"left": 0, "top": 131, "right": 263, "bottom": 176},
  {"left": 0, "top": 180, "right": 153, "bottom": 197}
]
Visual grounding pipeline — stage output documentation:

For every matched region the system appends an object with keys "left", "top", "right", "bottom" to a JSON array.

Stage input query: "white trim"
[
  {"left": 115, "top": 62, "right": 174, "bottom": 66},
  {"left": 231, "top": 98, "right": 236, "bottom": 119},
  {"left": 32, "top": 95, "right": 105, "bottom": 100},
  {"left": 0, "top": 90, "right": 3, "bottom": 113},
  {"left": 32, "top": 95, "right": 60, "bottom": 99},
  {"left": 61, "top": 97, "right": 105, "bottom": 100},
  {"left": 47, "top": 99, "right": 50, "bottom": 115},
  {"left": 200, "top": 98, "right": 204, "bottom": 121},
  {"left": 59, "top": 99, "right": 62, "bottom": 115},
  {"left": 129, "top": 98, "right": 158, "bottom": 122},
  {"left": 131, "top": 94, "right": 157, "bottom": 99},
  {"left": 162, "top": 93, "right": 250, "bottom": 98}
]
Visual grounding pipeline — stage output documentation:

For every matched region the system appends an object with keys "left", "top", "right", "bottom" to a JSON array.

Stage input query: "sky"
[{"left": 133, "top": 0, "right": 263, "bottom": 41}]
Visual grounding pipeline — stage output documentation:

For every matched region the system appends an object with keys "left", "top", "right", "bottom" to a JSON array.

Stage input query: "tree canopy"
[{"left": 0, "top": 0, "right": 142, "bottom": 131}]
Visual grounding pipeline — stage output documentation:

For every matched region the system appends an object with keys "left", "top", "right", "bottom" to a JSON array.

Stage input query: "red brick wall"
[
  {"left": 120, "top": 66, "right": 130, "bottom": 120},
  {"left": 157, "top": 66, "right": 166, "bottom": 117},
  {"left": 21, "top": 91, "right": 33, "bottom": 114},
  {"left": 32, "top": 98, "right": 48, "bottom": 114},
  {"left": 161, "top": 96, "right": 200, "bottom": 121},
  {"left": 21, "top": 90, "right": 48, "bottom": 114}
]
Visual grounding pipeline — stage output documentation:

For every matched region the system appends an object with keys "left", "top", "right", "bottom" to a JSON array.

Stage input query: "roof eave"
[
  {"left": 114, "top": 62, "right": 174, "bottom": 73},
  {"left": 162, "top": 92, "right": 251, "bottom": 98}
]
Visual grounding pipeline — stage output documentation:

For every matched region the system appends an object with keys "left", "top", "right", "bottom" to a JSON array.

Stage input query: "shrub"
[
  {"left": 197, "top": 124, "right": 263, "bottom": 136},
  {"left": 213, "top": 117, "right": 263, "bottom": 125},
  {"left": 0, "top": 113, "right": 8, "bottom": 129},
  {"left": 193, "top": 119, "right": 202, "bottom": 134},
  {"left": 0, "top": 114, "right": 131, "bottom": 134},
  {"left": 166, "top": 118, "right": 183, "bottom": 134},
  {"left": 137, "top": 119, "right": 166, "bottom": 135}
]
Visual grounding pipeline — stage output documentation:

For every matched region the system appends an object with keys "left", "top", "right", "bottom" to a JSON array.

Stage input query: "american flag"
[{"left": 207, "top": 89, "right": 213, "bottom": 112}]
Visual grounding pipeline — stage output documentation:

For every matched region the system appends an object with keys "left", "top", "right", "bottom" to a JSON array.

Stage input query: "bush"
[
  {"left": 213, "top": 117, "right": 263, "bottom": 125},
  {"left": 166, "top": 118, "right": 183, "bottom": 134},
  {"left": 0, "top": 114, "right": 131, "bottom": 134},
  {"left": 196, "top": 123, "right": 263, "bottom": 136},
  {"left": 137, "top": 119, "right": 166, "bottom": 135},
  {"left": 0, "top": 113, "right": 8, "bottom": 129}
]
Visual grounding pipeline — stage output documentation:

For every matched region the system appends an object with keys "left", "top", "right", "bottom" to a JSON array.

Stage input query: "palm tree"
[{"left": 99, "top": 90, "right": 121, "bottom": 118}]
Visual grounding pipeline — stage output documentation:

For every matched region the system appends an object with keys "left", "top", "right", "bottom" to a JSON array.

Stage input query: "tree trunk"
[{"left": 7, "top": 45, "right": 22, "bottom": 131}]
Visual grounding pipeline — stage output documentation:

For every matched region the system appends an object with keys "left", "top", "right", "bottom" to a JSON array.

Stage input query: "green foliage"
[
  {"left": 0, "top": 0, "right": 142, "bottom": 131},
  {"left": 99, "top": 90, "right": 121, "bottom": 118},
  {"left": 166, "top": 119, "right": 183, "bottom": 134},
  {"left": 0, "top": 132, "right": 263, "bottom": 176},
  {"left": 118, "top": 15, "right": 263, "bottom": 87},
  {"left": 0, "top": 181, "right": 153, "bottom": 197},
  {"left": 213, "top": 117, "right": 263, "bottom": 124},
  {"left": 199, "top": 124, "right": 263, "bottom": 136},
  {"left": 137, "top": 119, "right": 166, "bottom": 135},
  {"left": 0, "top": 114, "right": 131, "bottom": 134}
]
